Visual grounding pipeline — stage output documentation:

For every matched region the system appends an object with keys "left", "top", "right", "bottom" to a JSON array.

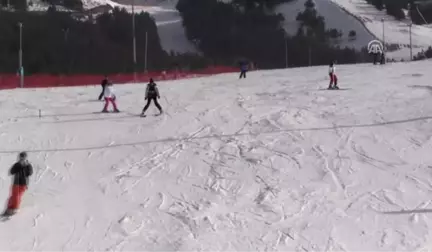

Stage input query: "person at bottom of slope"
[
  {"left": 3, "top": 152, "right": 33, "bottom": 216},
  {"left": 102, "top": 82, "right": 120, "bottom": 113},
  {"left": 141, "top": 78, "right": 162, "bottom": 116},
  {"left": 328, "top": 61, "right": 339, "bottom": 89},
  {"left": 98, "top": 75, "right": 109, "bottom": 101}
]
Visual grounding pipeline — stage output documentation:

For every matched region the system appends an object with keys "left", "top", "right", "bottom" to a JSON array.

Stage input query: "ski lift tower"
[{"left": 407, "top": 1, "right": 432, "bottom": 60}]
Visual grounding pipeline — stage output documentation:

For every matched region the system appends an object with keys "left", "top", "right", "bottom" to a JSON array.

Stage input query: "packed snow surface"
[{"left": 2, "top": 61, "right": 432, "bottom": 250}]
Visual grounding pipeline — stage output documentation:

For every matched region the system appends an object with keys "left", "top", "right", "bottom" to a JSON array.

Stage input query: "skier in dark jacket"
[
  {"left": 98, "top": 75, "right": 109, "bottom": 101},
  {"left": 239, "top": 61, "right": 248, "bottom": 79},
  {"left": 141, "top": 78, "right": 163, "bottom": 117},
  {"left": 3, "top": 152, "right": 33, "bottom": 216}
]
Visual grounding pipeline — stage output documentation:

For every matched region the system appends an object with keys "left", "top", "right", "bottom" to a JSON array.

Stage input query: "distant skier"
[
  {"left": 328, "top": 60, "right": 339, "bottom": 89},
  {"left": 102, "top": 82, "right": 120, "bottom": 113},
  {"left": 141, "top": 78, "right": 162, "bottom": 117},
  {"left": 2, "top": 152, "right": 33, "bottom": 217},
  {"left": 98, "top": 75, "right": 109, "bottom": 101},
  {"left": 239, "top": 61, "right": 248, "bottom": 79},
  {"left": 380, "top": 53, "right": 386, "bottom": 65}
]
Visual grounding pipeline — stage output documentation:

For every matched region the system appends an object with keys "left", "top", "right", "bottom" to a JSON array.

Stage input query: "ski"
[
  {"left": 0, "top": 212, "right": 14, "bottom": 221},
  {"left": 319, "top": 88, "right": 350, "bottom": 91},
  {"left": 140, "top": 113, "right": 162, "bottom": 117},
  {"left": 93, "top": 111, "right": 122, "bottom": 114}
]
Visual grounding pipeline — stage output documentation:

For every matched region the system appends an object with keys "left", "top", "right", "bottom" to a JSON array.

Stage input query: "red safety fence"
[{"left": 0, "top": 66, "right": 239, "bottom": 90}]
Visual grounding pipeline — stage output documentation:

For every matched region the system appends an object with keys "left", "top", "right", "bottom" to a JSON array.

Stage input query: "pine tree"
[
  {"left": 12, "top": 0, "right": 27, "bottom": 10},
  {"left": 63, "top": 0, "right": 83, "bottom": 11},
  {"left": 348, "top": 30, "right": 357, "bottom": 41}
]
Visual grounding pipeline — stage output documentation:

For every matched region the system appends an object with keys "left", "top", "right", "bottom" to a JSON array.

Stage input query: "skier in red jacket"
[{"left": 2, "top": 152, "right": 33, "bottom": 216}]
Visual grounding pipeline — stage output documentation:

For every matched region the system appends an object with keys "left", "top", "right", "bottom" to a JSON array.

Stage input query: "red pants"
[
  {"left": 103, "top": 97, "right": 118, "bottom": 111},
  {"left": 7, "top": 185, "right": 27, "bottom": 210},
  {"left": 329, "top": 73, "right": 338, "bottom": 85}
]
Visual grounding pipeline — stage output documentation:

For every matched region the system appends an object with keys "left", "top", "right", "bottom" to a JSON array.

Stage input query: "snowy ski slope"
[{"left": 2, "top": 61, "right": 432, "bottom": 250}]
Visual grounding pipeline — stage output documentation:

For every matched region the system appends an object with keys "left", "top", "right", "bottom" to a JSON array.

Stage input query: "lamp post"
[
  {"left": 62, "top": 28, "right": 70, "bottom": 73},
  {"left": 132, "top": 0, "right": 137, "bottom": 82},
  {"left": 308, "top": 46, "right": 312, "bottom": 66},
  {"left": 381, "top": 18, "right": 386, "bottom": 64},
  {"left": 144, "top": 31, "right": 148, "bottom": 73},
  {"left": 409, "top": 22, "right": 413, "bottom": 61},
  {"left": 285, "top": 35, "right": 288, "bottom": 68},
  {"left": 18, "top": 22, "right": 23, "bottom": 88},
  {"left": 381, "top": 18, "right": 385, "bottom": 49}
]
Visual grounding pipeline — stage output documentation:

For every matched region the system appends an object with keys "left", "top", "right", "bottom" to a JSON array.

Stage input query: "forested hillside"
[
  {"left": 0, "top": 8, "right": 165, "bottom": 74},
  {"left": 0, "top": 7, "right": 212, "bottom": 74},
  {"left": 1, "top": 0, "right": 85, "bottom": 10},
  {"left": 0, "top": 0, "right": 376, "bottom": 74},
  {"left": 177, "top": 0, "right": 369, "bottom": 68}
]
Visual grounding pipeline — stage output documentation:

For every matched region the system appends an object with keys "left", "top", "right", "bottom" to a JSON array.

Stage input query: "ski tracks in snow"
[
  {"left": 3, "top": 64, "right": 432, "bottom": 250},
  {"left": 312, "top": 144, "right": 347, "bottom": 196}
]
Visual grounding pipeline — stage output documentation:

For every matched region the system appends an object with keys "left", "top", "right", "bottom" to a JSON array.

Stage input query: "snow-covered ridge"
[
  {"left": 275, "top": 0, "right": 375, "bottom": 50},
  {"left": 330, "top": 0, "right": 432, "bottom": 60},
  {"left": 276, "top": 0, "right": 432, "bottom": 60}
]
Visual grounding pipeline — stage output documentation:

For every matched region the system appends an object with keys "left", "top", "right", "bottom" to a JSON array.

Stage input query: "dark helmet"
[
  {"left": 149, "top": 78, "right": 154, "bottom": 83},
  {"left": 18, "top": 151, "right": 27, "bottom": 160}
]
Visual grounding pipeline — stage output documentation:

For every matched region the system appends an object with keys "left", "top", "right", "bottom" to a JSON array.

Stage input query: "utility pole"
[
  {"left": 381, "top": 18, "right": 386, "bottom": 64},
  {"left": 132, "top": 0, "right": 137, "bottom": 82},
  {"left": 63, "top": 28, "right": 70, "bottom": 74},
  {"left": 285, "top": 36, "right": 288, "bottom": 68},
  {"left": 145, "top": 31, "right": 148, "bottom": 73},
  {"left": 18, "top": 22, "right": 24, "bottom": 88},
  {"left": 409, "top": 22, "right": 413, "bottom": 61},
  {"left": 308, "top": 46, "right": 311, "bottom": 67}
]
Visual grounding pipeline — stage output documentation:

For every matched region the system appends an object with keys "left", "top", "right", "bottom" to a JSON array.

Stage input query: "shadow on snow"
[
  {"left": 381, "top": 209, "right": 432, "bottom": 215},
  {"left": 409, "top": 85, "right": 432, "bottom": 94},
  {"left": 15, "top": 112, "right": 100, "bottom": 119}
]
